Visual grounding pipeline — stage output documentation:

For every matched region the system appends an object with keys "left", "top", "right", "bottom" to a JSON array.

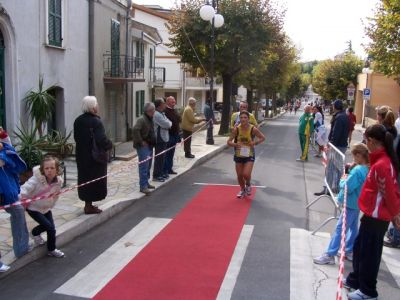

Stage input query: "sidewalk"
[{"left": 0, "top": 123, "right": 235, "bottom": 277}]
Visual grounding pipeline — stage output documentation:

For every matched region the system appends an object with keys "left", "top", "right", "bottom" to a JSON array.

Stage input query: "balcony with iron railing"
[
  {"left": 149, "top": 67, "right": 166, "bottom": 87},
  {"left": 103, "top": 54, "right": 145, "bottom": 83}
]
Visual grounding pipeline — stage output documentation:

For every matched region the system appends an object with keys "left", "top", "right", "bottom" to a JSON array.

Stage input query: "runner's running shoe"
[
  {"left": 245, "top": 185, "right": 252, "bottom": 195},
  {"left": 236, "top": 190, "right": 246, "bottom": 198}
]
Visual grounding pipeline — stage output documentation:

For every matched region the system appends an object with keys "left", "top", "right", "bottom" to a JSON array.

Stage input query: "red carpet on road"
[{"left": 93, "top": 185, "right": 255, "bottom": 300}]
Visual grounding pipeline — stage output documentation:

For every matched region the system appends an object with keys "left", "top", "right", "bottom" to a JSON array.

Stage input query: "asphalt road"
[{"left": 1, "top": 113, "right": 397, "bottom": 299}]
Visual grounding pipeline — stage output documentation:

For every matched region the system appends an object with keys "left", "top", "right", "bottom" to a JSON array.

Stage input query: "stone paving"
[{"left": 0, "top": 124, "right": 229, "bottom": 260}]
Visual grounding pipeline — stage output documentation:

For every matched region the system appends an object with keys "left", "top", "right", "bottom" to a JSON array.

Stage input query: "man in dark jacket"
[
  {"left": 74, "top": 96, "right": 113, "bottom": 214},
  {"left": 163, "top": 96, "right": 181, "bottom": 175},
  {"left": 133, "top": 102, "right": 156, "bottom": 195},
  {"left": 315, "top": 100, "right": 349, "bottom": 196},
  {"left": 204, "top": 99, "right": 216, "bottom": 145}
]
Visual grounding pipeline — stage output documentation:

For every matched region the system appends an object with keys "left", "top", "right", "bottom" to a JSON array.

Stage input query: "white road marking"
[
  {"left": 382, "top": 246, "right": 400, "bottom": 288},
  {"left": 55, "top": 217, "right": 254, "bottom": 299},
  {"left": 54, "top": 217, "right": 171, "bottom": 298},
  {"left": 193, "top": 182, "right": 267, "bottom": 188},
  {"left": 217, "top": 225, "right": 254, "bottom": 300}
]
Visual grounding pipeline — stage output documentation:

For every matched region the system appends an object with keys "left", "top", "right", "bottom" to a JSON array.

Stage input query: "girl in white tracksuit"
[{"left": 20, "top": 156, "right": 65, "bottom": 258}]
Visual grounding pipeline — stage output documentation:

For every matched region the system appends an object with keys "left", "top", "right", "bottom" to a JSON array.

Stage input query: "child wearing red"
[{"left": 345, "top": 124, "right": 400, "bottom": 300}]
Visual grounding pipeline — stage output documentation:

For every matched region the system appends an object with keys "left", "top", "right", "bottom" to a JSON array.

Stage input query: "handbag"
[{"left": 90, "top": 128, "right": 108, "bottom": 164}]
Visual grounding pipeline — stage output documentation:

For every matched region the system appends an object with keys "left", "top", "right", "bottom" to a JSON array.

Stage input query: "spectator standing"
[
  {"left": 313, "top": 144, "right": 369, "bottom": 265},
  {"left": 22, "top": 156, "right": 65, "bottom": 258},
  {"left": 375, "top": 105, "right": 400, "bottom": 249},
  {"left": 163, "top": 96, "right": 181, "bottom": 175},
  {"left": 347, "top": 107, "right": 356, "bottom": 146},
  {"left": 132, "top": 103, "right": 156, "bottom": 195},
  {"left": 0, "top": 136, "right": 30, "bottom": 259},
  {"left": 204, "top": 99, "right": 216, "bottom": 145},
  {"left": 181, "top": 98, "right": 204, "bottom": 158},
  {"left": 344, "top": 124, "right": 400, "bottom": 300},
  {"left": 313, "top": 106, "right": 327, "bottom": 157},
  {"left": 230, "top": 101, "right": 257, "bottom": 129},
  {"left": 74, "top": 96, "right": 113, "bottom": 214},
  {"left": 153, "top": 99, "right": 172, "bottom": 182},
  {"left": 314, "top": 100, "right": 349, "bottom": 196},
  {"left": 297, "top": 105, "right": 314, "bottom": 162}
]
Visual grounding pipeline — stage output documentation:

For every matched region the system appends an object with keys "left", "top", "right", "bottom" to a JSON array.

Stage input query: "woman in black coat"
[{"left": 74, "top": 96, "right": 112, "bottom": 214}]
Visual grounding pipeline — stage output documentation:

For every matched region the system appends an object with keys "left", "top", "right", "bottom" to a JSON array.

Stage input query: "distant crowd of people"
[{"left": 295, "top": 100, "right": 400, "bottom": 300}]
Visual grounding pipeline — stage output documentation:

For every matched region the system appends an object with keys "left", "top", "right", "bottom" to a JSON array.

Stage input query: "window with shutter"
[
  {"left": 136, "top": 91, "right": 140, "bottom": 118},
  {"left": 48, "top": 0, "right": 62, "bottom": 47},
  {"left": 140, "top": 91, "right": 145, "bottom": 115}
]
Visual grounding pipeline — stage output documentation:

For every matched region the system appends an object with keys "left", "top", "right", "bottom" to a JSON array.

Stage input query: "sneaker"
[
  {"left": 236, "top": 190, "right": 246, "bottom": 198},
  {"left": 162, "top": 174, "right": 170, "bottom": 179},
  {"left": 0, "top": 264, "right": 10, "bottom": 273},
  {"left": 313, "top": 253, "right": 335, "bottom": 265},
  {"left": 383, "top": 239, "right": 400, "bottom": 248},
  {"left": 140, "top": 188, "right": 151, "bottom": 195},
  {"left": 153, "top": 177, "right": 165, "bottom": 182},
  {"left": 147, "top": 184, "right": 155, "bottom": 189},
  {"left": 296, "top": 158, "right": 306, "bottom": 162},
  {"left": 245, "top": 185, "right": 252, "bottom": 195},
  {"left": 48, "top": 249, "right": 65, "bottom": 258},
  {"left": 347, "top": 289, "right": 377, "bottom": 300},
  {"left": 342, "top": 278, "right": 355, "bottom": 291},
  {"left": 33, "top": 234, "right": 45, "bottom": 246},
  {"left": 346, "top": 252, "right": 353, "bottom": 261}
]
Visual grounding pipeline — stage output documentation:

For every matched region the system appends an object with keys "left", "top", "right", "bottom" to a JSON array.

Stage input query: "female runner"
[{"left": 227, "top": 111, "right": 265, "bottom": 198}]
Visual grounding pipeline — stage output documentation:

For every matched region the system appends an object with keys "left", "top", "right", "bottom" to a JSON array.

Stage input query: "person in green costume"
[{"left": 297, "top": 105, "right": 314, "bottom": 161}]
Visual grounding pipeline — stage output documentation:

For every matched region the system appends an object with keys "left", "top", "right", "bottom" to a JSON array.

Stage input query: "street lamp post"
[{"left": 200, "top": 1, "right": 224, "bottom": 145}]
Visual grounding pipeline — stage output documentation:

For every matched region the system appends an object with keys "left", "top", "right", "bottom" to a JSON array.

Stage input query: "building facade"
[
  {"left": 133, "top": 4, "right": 223, "bottom": 114},
  {"left": 355, "top": 72, "right": 400, "bottom": 126},
  {"left": 91, "top": 0, "right": 163, "bottom": 141},
  {"left": 0, "top": 0, "right": 88, "bottom": 134}
]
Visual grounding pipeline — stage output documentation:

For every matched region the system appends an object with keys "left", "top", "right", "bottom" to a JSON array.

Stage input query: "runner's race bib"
[{"left": 239, "top": 146, "right": 251, "bottom": 157}]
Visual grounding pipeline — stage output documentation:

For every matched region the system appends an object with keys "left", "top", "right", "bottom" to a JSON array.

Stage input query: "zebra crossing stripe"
[{"left": 54, "top": 218, "right": 171, "bottom": 298}]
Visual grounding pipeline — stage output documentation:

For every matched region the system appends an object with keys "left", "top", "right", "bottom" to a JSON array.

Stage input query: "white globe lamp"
[
  {"left": 200, "top": 5, "right": 215, "bottom": 21},
  {"left": 213, "top": 14, "right": 224, "bottom": 28}
]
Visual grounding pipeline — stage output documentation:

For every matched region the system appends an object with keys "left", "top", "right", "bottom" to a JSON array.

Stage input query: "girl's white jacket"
[{"left": 20, "top": 166, "right": 63, "bottom": 214}]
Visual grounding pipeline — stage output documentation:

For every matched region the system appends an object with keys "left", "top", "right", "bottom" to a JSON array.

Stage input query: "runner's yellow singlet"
[{"left": 235, "top": 124, "right": 254, "bottom": 157}]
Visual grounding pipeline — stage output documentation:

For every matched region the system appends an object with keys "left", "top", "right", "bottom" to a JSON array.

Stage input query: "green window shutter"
[
  {"left": 149, "top": 48, "right": 153, "bottom": 68},
  {"left": 140, "top": 91, "right": 145, "bottom": 115},
  {"left": 136, "top": 91, "right": 140, "bottom": 118},
  {"left": 48, "top": 0, "right": 62, "bottom": 46}
]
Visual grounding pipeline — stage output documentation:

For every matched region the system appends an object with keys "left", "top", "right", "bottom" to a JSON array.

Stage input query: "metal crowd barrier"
[{"left": 306, "top": 142, "right": 346, "bottom": 235}]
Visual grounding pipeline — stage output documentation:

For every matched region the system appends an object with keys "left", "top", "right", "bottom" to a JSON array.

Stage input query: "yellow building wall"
[{"left": 355, "top": 73, "right": 400, "bottom": 125}]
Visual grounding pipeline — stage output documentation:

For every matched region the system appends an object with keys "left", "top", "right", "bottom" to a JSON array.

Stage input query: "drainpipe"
[
  {"left": 125, "top": 1, "right": 132, "bottom": 141},
  {"left": 88, "top": 0, "right": 94, "bottom": 95}
]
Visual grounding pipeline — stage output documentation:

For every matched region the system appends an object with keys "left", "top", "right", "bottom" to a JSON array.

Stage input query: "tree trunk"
[
  {"left": 272, "top": 93, "right": 277, "bottom": 116},
  {"left": 247, "top": 89, "right": 253, "bottom": 112},
  {"left": 219, "top": 73, "right": 233, "bottom": 135}
]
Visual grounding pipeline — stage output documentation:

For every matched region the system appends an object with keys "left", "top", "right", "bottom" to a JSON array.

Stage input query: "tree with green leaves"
[
  {"left": 365, "top": 0, "right": 400, "bottom": 83},
  {"left": 167, "top": 0, "right": 284, "bottom": 134},
  {"left": 312, "top": 54, "right": 363, "bottom": 100}
]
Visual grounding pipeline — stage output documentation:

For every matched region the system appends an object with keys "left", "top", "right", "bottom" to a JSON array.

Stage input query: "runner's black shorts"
[{"left": 233, "top": 156, "right": 255, "bottom": 164}]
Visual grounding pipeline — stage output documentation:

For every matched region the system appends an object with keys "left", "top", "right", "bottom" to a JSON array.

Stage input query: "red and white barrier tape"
[
  {"left": 0, "top": 120, "right": 212, "bottom": 210},
  {"left": 336, "top": 175, "right": 348, "bottom": 299}
]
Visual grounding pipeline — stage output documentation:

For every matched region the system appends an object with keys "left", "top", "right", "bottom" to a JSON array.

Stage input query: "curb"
[{"left": 0, "top": 139, "right": 229, "bottom": 278}]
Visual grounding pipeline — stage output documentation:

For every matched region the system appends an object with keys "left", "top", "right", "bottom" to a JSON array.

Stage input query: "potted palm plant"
[
  {"left": 13, "top": 124, "right": 45, "bottom": 183},
  {"left": 24, "top": 76, "right": 56, "bottom": 137}
]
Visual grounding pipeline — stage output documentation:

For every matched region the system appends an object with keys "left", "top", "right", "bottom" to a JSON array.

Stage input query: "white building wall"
[{"left": 0, "top": 0, "right": 88, "bottom": 134}]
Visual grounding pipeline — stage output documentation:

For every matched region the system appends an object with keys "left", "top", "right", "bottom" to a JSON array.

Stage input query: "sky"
[{"left": 134, "top": 0, "right": 380, "bottom": 62}]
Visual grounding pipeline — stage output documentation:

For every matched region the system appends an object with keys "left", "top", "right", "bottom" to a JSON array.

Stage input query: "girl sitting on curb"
[
  {"left": 20, "top": 156, "right": 65, "bottom": 258},
  {"left": 313, "top": 143, "right": 369, "bottom": 265}
]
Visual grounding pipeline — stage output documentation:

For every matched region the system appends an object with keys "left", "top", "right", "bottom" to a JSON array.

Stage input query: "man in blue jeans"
[
  {"left": 132, "top": 103, "right": 156, "bottom": 195},
  {"left": 164, "top": 96, "right": 181, "bottom": 175}
]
